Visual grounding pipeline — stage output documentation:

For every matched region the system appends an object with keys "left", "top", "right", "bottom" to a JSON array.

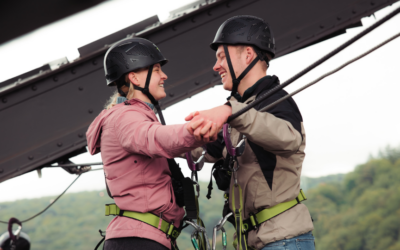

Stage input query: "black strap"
[
  {"left": 206, "top": 164, "right": 217, "bottom": 199},
  {"left": 181, "top": 177, "right": 198, "bottom": 219},
  {"left": 132, "top": 65, "right": 167, "bottom": 125},
  {"left": 94, "top": 230, "right": 106, "bottom": 250},
  {"left": 133, "top": 65, "right": 158, "bottom": 105},
  {"left": 223, "top": 45, "right": 260, "bottom": 97},
  {"left": 116, "top": 78, "right": 131, "bottom": 97},
  {"left": 155, "top": 103, "right": 166, "bottom": 125},
  {"left": 105, "top": 174, "right": 113, "bottom": 199},
  {"left": 167, "top": 159, "right": 185, "bottom": 181}
]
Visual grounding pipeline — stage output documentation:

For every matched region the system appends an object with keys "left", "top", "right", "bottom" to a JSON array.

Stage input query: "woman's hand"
[
  {"left": 185, "top": 105, "right": 232, "bottom": 139},
  {"left": 186, "top": 118, "right": 219, "bottom": 143}
]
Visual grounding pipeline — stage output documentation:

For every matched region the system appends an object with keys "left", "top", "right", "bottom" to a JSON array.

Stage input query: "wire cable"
[
  {"left": 227, "top": 5, "right": 400, "bottom": 123},
  {"left": 0, "top": 174, "right": 81, "bottom": 224},
  {"left": 259, "top": 31, "right": 400, "bottom": 112}
]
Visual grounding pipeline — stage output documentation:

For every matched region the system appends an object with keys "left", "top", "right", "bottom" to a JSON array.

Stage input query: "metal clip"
[
  {"left": 185, "top": 220, "right": 211, "bottom": 250},
  {"left": 186, "top": 147, "right": 207, "bottom": 171},
  {"left": 212, "top": 212, "right": 233, "bottom": 250}
]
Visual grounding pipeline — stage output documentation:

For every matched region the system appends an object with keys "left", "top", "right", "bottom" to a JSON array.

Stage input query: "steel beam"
[{"left": 0, "top": 0, "right": 398, "bottom": 182}]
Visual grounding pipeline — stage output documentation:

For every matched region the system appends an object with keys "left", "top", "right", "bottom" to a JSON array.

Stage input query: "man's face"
[{"left": 213, "top": 45, "right": 244, "bottom": 91}]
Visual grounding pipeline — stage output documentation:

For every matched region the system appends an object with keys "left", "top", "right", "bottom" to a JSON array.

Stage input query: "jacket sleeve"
[
  {"left": 228, "top": 95, "right": 303, "bottom": 157},
  {"left": 114, "top": 108, "right": 204, "bottom": 158}
]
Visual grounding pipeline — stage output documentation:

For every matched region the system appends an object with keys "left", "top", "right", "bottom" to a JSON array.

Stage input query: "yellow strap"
[
  {"left": 105, "top": 204, "right": 175, "bottom": 236},
  {"left": 254, "top": 190, "right": 307, "bottom": 225}
]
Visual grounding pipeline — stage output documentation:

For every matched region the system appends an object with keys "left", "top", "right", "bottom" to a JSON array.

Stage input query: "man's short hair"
[{"left": 235, "top": 45, "right": 272, "bottom": 72}]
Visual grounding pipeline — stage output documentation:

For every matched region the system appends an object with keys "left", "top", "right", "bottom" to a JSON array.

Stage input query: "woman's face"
[
  {"left": 147, "top": 63, "right": 167, "bottom": 101},
  {"left": 129, "top": 63, "right": 168, "bottom": 102}
]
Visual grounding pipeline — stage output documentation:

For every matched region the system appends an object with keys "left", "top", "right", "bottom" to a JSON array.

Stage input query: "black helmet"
[
  {"left": 210, "top": 15, "right": 275, "bottom": 97},
  {"left": 210, "top": 15, "right": 275, "bottom": 57},
  {"left": 104, "top": 37, "right": 168, "bottom": 125},
  {"left": 104, "top": 37, "right": 168, "bottom": 86}
]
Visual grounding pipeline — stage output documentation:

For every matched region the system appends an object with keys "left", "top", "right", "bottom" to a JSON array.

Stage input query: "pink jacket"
[{"left": 86, "top": 98, "right": 203, "bottom": 249}]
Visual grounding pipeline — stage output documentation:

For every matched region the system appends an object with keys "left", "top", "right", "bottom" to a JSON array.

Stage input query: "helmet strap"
[
  {"left": 223, "top": 45, "right": 260, "bottom": 97},
  {"left": 133, "top": 65, "right": 167, "bottom": 125},
  {"left": 116, "top": 79, "right": 131, "bottom": 97}
]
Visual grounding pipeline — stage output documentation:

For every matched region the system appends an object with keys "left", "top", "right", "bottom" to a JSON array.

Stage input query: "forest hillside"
[{"left": 0, "top": 146, "right": 399, "bottom": 249}]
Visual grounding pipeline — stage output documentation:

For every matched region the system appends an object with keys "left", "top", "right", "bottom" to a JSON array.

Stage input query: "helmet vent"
[
  {"left": 222, "top": 20, "right": 246, "bottom": 36},
  {"left": 126, "top": 43, "right": 153, "bottom": 57}
]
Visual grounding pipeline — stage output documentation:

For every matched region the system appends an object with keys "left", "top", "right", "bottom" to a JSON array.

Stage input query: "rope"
[
  {"left": 227, "top": 5, "right": 400, "bottom": 123},
  {"left": 259, "top": 31, "right": 400, "bottom": 112},
  {"left": 0, "top": 174, "right": 81, "bottom": 224}
]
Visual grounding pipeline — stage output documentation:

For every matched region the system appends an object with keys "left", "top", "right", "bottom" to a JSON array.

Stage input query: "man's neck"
[{"left": 237, "top": 71, "right": 267, "bottom": 96}]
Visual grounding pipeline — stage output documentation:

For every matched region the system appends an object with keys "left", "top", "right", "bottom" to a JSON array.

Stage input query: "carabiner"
[
  {"left": 185, "top": 220, "right": 212, "bottom": 250},
  {"left": 222, "top": 124, "right": 246, "bottom": 157},
  {"left": 191, "top": 231, "right": 200, "bottom": 250},
  {"left": 212, "top": 212, "right": 233, "bottom": 250},
  {"left": 8, "top": 218, "right": 22, "bottom": 250},
  {"left": 186, "top": 147, "right": 207, "bottom": 171}
]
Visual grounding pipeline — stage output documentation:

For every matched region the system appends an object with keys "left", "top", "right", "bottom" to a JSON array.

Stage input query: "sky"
[{"left": 0, "top": 0, "right": 400, "bottom": 203}]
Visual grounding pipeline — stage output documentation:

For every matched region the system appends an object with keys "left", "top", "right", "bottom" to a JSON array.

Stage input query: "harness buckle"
[
  {"left": 166, "top": 220, "right": 175, "bottom": 239},
  {"left": 249, "top": 213, "right": 259, "bottom": 230}
]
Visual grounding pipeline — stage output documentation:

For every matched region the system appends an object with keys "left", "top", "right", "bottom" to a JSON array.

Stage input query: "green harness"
[
  {"left": 105, "top": 203, "right": 181, "bottom": 241},
  {"left": 232, "top": 189, "right": 307, "bottom": 250}
]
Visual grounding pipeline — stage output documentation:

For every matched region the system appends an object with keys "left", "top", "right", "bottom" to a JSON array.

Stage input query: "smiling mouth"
[
  {"left": 158, "top": 83, "right": 164, "bottom": 88},
  {"left": 220, "top": 73, "right": 227, "bottom": 78}
]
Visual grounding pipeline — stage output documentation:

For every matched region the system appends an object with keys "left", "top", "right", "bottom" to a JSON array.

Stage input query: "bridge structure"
[{"left": 0, "top": 0, "right": 398, "bottom": 183}]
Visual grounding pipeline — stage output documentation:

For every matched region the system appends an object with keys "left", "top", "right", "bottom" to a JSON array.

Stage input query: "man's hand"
[
  {"left": 186, "top": 118, "right": 219, "bottom": 143},
  {"left": 185, "top": 105, "right": 232, "bottom": 130}
]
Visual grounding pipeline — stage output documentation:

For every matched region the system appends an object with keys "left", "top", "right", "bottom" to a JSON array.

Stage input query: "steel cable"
[
  {"left": 259, "top": 31, "right": 400, "bottom": 112},
  {"left": 0, "top": 174, "right": 81, "bottom": 224},
  {"left": 227, "top": 5, "right": 400, "bottom": 123}
]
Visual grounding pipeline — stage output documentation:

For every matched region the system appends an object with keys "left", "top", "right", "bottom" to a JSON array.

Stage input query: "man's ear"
[
  {"left": 128, "top": 72, "right": 140, "bottom": 87},
  {"left": 245, "top": 46, "right": 256, "bottom": 65}
]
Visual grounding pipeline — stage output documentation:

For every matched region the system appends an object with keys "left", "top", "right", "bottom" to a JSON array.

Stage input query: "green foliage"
[
  {"left": 305, "top": 146, "right": 400, "bottom": 250},
  {"left": 1, "top": 146, "right": 400, "bottom": 249}
]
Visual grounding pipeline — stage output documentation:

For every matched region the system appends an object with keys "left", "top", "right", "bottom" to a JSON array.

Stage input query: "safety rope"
[
  {"left": 0, "top": 174, "right": 81, "bottom": 224},
  {"left": 259, "top": 31, "right": 400, "bottom": 113},
  {"left": 227, "top": 5, "right": 400, "bottom": 123}
]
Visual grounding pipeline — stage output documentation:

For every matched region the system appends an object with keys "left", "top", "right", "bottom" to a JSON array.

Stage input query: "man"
[{"left": 185, "top": 15, "right": 315, "bottom": 250}]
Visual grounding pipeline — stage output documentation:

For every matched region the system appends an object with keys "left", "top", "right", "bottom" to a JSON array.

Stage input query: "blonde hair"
[{"left": 104, "top": 74, "right": 135, "bottom": 110}]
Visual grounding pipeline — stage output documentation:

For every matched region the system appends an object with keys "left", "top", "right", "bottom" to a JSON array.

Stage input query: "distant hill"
[
  {"left": 301, "top": 174, "right": 345, "bottom": 191},
  {"left": 1, "top": 146, "right": 399, "bottom": 250}
]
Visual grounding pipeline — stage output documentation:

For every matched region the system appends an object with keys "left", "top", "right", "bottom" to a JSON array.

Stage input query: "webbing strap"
[
  {"left": 243, "top": 190, "right": 307, "bottom": 233},
  {"left": 182, "top": 178, "right": 198, "bottom": 219},
  {"left": 223, "top": 45, "right": 260, "bottom": 97},
  {"left": 105, "top": 204, "right": 181, "bottom": 241},
  {"left": 195, "top": 196, "right": 207, "bottom": 250},
  {"left": 231, "top": 184, "right": 247, "bottom": 250}
]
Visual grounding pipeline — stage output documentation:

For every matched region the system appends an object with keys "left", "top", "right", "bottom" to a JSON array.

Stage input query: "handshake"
[{"left": 185, "top": 104, "right": 232, "bottom": 143}]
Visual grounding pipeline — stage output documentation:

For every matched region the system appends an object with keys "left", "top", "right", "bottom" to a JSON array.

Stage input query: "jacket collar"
[{"left": 239, "top": 75, "right": 279, "bottom": 103}]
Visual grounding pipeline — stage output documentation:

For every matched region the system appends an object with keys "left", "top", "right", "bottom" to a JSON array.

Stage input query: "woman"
[{"left": 86, "top": 38, "right": 217, "bottom": 250}]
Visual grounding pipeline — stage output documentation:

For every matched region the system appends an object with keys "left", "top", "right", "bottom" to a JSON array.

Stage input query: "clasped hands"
[{"left": 185, "top": 105, "right": 232, "bottom": 143}]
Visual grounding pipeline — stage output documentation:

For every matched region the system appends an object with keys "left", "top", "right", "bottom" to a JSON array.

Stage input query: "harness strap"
[
  {"left": 181, "top": 177, "right": 198, "bottom": 220},
  {"left": 243, "top": 190, "right": 307, "bottom": 233},
  {"left": 105, "top": 203, "right": 181, "bottom": 241},
  {"left": 231, "top": 183, "right": 247, "bottom": 250}
]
